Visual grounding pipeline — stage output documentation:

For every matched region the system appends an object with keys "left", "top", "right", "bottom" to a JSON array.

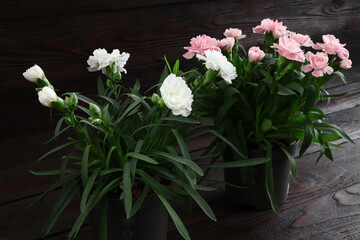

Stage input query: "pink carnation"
[
  {"left": 313, "top": 34, "right": 349, "bottom": 59},
  {"left": 183, "top": 35, "right": 220, "bottom": 59},
  {"left": 340, "top": 59, "right": 352, "bottom": 70},
  {"left": 248, "top": 46, "right": 265, "bottom": 63},
  {"left": 224, "top": 28, "right": 246, "bottom": 40},
  {"left": 289, "top": 32, "right": 313, "bottom": 47},
  {"left": 219, "top": 37, "right": 235, "bottom": 51},
  {"left": 301, "top": 51, "right": 333, "bottom": 77},
  {"left": 272, "top": 37, "right": 305, "bottom": 62},
  {"left": 253, "top": 18, "right": 287, "bottom": 39},
  {"left": 337, "top": 47, "right": 349, "bottom": 60}
]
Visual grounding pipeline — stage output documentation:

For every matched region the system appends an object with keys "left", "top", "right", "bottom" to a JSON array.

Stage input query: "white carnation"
[
  {"left": 87, "top": 48, "right": 130, "bottom": 74},
  {"left": 196, "top": 50, "right": 237, "bottom": 84},
  {"left": 23, "top": 64, "right": 44, "bottom": 83},
  {"left": 38, "top": 86, "right": 58, "bottom": 107},
  {"left": 109, "top": 49, "right": 130, "bottom": 74},
  {"left": 87, "top": 48, "right": 112, "bottom": 72},
  {"left": 160, "top": 74, "right": 193, "bottom": 117}
]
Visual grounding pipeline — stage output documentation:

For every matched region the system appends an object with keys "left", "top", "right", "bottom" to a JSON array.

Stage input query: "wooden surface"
[{"left": 1, "top": 0, "right": 360, "bottom": 239}]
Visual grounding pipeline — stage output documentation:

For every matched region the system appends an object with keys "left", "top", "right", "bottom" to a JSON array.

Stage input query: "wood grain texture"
[
  {"left": 1, "top": 0, "right": 360, "bottom": 239},
  {"left": 1, "top": 0, "right": 360, "bottom": 140}
]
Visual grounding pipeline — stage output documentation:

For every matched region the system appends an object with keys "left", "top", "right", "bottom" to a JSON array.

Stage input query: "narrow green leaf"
[
  {"left": 81, "top": 145, "right": 91, "bottom": 189},
  {"left": 199, "top": 158, "right": 269, "bottom": 168},
  {"left": 126, "top": 152, "right": 159, "bottom": 164},
  {"left": 286, "top": 82, "right": 304, "bottom": 95},
  {"left": 173, "top": 59, "right": 180, "bottom": 75},
  {"left": 175, "top": 178, "right": 216, "bottom": 221},
  {"left": 262, "top": 118, "right": 272, "bottom": 132},
  {"left": 277, "top": 88, "right": 296, "bottom": 96},
  {"left": 157, "top": 194, "right": 190, "bottom": 240},
  {"left": 262, "top": 140, "right": 281, "bottom": 216},
  {"left": 279, "top": 145, "right": 297, "bottom": 181},
  {"left": 98, "top": 197, "right": 108, "bottom": 240},
  {"left": 97, "top": 77, "right": 105, "bottom": 96},
  {"left": 153, "top": 151, "right": 203, "bottom": 176},
  {"left": 43, "top": 182, "right": 78, "bottom": 236},
  {"left": 123, "top": 161, "right": 132, "bottom": 218},
  {"left": 80, "top": 168, "right": 101, "bottom": 212},
  {"left": 303, "top": 85, "right": 317, "bottom": 115},
  {"left": 333, "top": 71, "right": 348, "bottom": 84},
  {"left": 129, "top": 184, "right": 149, "bottom": 218},
  {"left": 105, "top": 146, "right": 116, "bottom": 169},
  {"left": 37, "top": 141, "right": 80, "bottom": 162},
  {"left": 100, "top": 168, "right": 123, "bottom": 176},
  {"left": 210, "top": 130, "right": 246, "bottom": 158}
]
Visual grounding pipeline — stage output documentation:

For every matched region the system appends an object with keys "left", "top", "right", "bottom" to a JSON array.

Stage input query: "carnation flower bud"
[
  {"left": 89, "top": 103, "right": 102, "bottom": 119},
  {"left": 340, "top": 59, "right": 352, "bottom": 70},
  {"left": 248, "top": 47, "right": 265, "bottom": 63},
  {"left": 23, "top": 64, "right": 44, "bottom": 84},
  {"left": 151, "top": 93, "right": 160, "bottom": 104},
  {"left": 38, "top": 87, "right": 58, "bottom": 107}
]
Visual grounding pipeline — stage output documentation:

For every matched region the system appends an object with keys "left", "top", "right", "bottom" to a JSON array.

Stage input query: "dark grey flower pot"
[
  {"left": 223, "top": 143, "right": 298, "bottom": 210},
  {"left": 90, "top": 194, "right": 168, "bottom": 240}
]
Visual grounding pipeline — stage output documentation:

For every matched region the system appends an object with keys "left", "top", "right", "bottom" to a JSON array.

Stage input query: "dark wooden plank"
[{"left": 0, "top": 0, "right": 201, "bottom": 21}]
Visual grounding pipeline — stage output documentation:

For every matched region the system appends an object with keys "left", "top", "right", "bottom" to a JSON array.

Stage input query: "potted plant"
[
  {"left": 180, "top": 18, "right": 354, "bottom": 214},
  {"left": 23, "top": 49, "right": 219, "bottom": 240}
]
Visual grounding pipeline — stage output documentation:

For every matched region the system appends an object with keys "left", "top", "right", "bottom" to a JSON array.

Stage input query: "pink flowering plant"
[{"left": 181, "top": 18, "right": 354, "bottom": 214}]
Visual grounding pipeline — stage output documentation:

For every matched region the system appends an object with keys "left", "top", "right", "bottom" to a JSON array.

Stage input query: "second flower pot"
[{"left": 223, "top": 143, "right": 298, "bottom": 210}]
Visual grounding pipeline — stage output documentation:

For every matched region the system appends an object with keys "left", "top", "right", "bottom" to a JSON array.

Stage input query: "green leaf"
[
  {"left": 286, "top": 82, "right": 304, "bottom": 95},
  {"left": 173, "top": 59, "right": 180, "bottom": 75},
  {"left": 299, "top": 117, "right": 313, "bottom": 157},
  {"left": 129, "top": 184, "right": 149, "bottom": 218},
  {"left": 81, "top": 145, "right": 92, "bottom": 189},
  {"left": 98, "top": 197, "right": 108, "bottom": 240},
  {"left": 114, "top": 98, "right": 142, "bottom": 125},
  {"left": 175, "top": 178, "right": 216, "bottom": 221},
  {"left": 123, "top": 161, "right": 132, "bottom": 218},
  {"left": 126, "top": 152, "right": 159, "bottom": 164},
  {"left": 171, "top": 129, "right": 196, "bottom": 185},
  {"left": 43, "top": 182, "right": 78, "bottom": 236},
  {"left": 153, "top": 151, "right": 203, "bottom": 176},
  {"left": 279, "top": 145, "right": 297, "bottom": 181},
  {"left": 37, "top": 140, "right": 80, "bottom": 162},
  {"left": 159, "top": 116, "right": 200, "bottom": 124},
  {"left": 262, "top": 118, "right": 272, "bottom": 132},
  {"left": 97, "top": 77, "right": 105, "bottom": 95},
  {"left": 100, "top": 168, "right": 123, "bottom": 176},
  {"left": 210, "top": 130, "right": 246, "bottom": 158},
  {"left": 333, "top": 71, "right": 348, "bottom": 84},
  {"left": 69, "top": 177, "right": 121, "bottom": 239},
  {"left": 303, "top": 85, "right": 317, "bottom": 115},
  {"left": 164, "top": 55, "right": 172, "bottom": 73},
  {"left": 277, "top": 88, "right": 296, "bottom": 96},
  {"left": 105, "top": 146, "right": 116, "bottom": 169},
  {"left": 80, "top": 168, "right": 101, "bottom": 212},
  {"left": 264, "top": 146, "right": 280, "bottom": 215},
  {"left": 199, "top": 158, "right": 269, "bottom": 168},
  {"left": 258, "top": 68, "right": 274, "bottom": 82},
  {"left": 29, "top": 169, "right": 76, "bottom": 176},
  {"left": 157, "top": 194, "right": 190, "bottom": 240},
  {"left": 313, "top": 122, "right": 354, "bottom": 144}
]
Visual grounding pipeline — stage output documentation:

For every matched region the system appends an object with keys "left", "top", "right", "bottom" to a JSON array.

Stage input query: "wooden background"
[{"left": 1, "top": 0, "right": 360, "bottom": 239}]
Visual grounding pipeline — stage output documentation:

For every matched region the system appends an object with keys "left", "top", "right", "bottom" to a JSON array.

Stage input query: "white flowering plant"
[
  {"left": 23, "top": 49, "right": 232, "bottom": 240},
  {"left": 180, "top": 19, "right": 354, "bottom": 214}
]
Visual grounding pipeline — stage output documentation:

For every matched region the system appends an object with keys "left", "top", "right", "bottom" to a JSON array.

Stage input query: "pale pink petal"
[
  {"left": 312, "top": 70, "right": 324, "bottom": 78},
  {"left": 301, "top": 64, "right": 313, "bottom": 73}
]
